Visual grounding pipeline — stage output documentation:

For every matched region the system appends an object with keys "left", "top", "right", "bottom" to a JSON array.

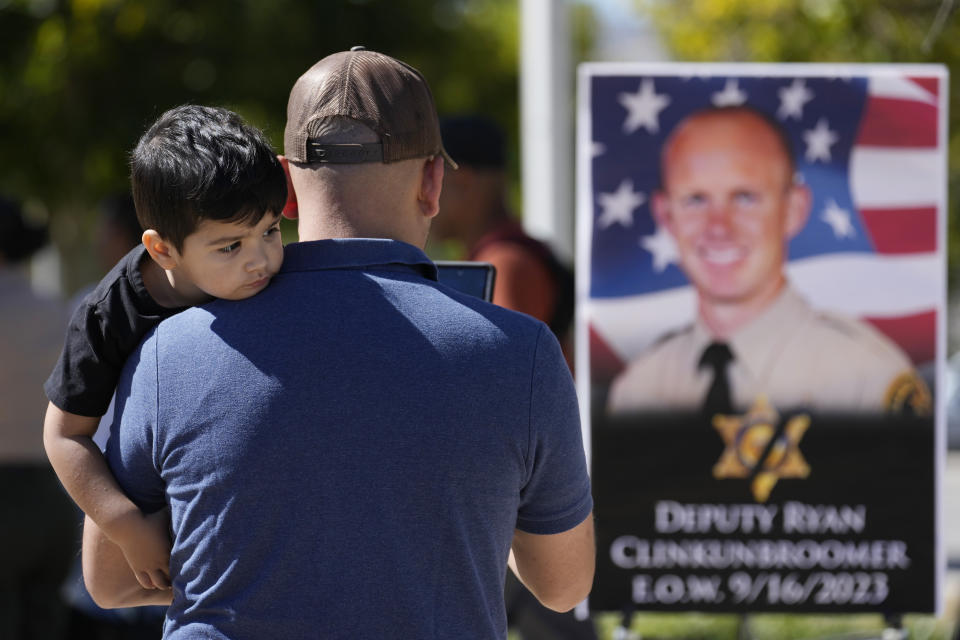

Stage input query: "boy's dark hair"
[{"left": 131, "top": 105, "right": 286, "bottom": 251}]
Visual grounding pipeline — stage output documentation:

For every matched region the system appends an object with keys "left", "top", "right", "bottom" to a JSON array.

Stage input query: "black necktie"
[{"left": 699, "top": 342, "right": 734, "bottom": 416}]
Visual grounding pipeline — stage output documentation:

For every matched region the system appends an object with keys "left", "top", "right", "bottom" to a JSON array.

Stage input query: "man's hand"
[{"left": 112, "top": 508, "right": 172, "bottom": 590}]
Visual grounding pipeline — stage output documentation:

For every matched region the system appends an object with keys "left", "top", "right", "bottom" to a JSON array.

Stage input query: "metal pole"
[{"left": 520, "top": 0, "right": 573, "bottom": 263}]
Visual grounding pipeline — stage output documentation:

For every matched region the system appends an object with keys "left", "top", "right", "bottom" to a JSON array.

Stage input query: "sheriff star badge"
[{"left": 712, "top": 396, "right": 811, "bottom": 503}]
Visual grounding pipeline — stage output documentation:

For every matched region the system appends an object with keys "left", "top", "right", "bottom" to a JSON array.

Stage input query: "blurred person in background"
[
  {"left": 433, "top": 116, "right": 593, "bottom": 639},
  {"left": 68, "top": 194, "right": 145, "bottom": 311},
  {"left": 433, "top": 115, "right": 575, "bottom": 368},
  {"left": 0, "top": 196, "right": 75, "bottom": 639},
  {"left": 94, "top": 194, "right": 148, "bottom": 275}
]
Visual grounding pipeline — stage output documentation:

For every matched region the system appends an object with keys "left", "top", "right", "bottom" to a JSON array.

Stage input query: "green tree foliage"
[
  {"left": 637, "top": 0, "right": 960, "bottom": 272},
  {"left": 0, "top": 0, "right": 522, "bottom": 286}
]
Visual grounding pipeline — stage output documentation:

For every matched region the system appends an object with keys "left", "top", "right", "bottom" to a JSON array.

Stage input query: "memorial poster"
[{"left": 576, "top": 63, "right": 947, "bottom": 613}]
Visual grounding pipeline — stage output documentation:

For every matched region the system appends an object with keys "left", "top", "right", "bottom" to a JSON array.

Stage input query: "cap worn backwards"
[{"left": 284, "top": 46, "right": 457, "bottom": 168}]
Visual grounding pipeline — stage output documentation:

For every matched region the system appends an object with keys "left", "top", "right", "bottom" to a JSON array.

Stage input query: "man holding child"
[{"left": 74, "top": 48, "right": 594, "bottom": 639}]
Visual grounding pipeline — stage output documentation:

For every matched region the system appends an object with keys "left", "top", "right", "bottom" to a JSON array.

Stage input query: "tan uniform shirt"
[{"left": 607, "top": 286, "right": 926, "bottom": 415}]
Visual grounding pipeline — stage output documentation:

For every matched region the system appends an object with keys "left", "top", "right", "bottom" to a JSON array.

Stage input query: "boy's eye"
[
  {"left": 220, "top": 241, "right": 241, "bottom": 254},
  {"left": 264, "top": 224, "right": 280, "bottom": 237}
]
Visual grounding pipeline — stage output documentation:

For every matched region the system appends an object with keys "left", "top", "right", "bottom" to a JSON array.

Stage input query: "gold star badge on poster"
[{"left": 712, "top": 396, "right": 811, "bottom": 502}]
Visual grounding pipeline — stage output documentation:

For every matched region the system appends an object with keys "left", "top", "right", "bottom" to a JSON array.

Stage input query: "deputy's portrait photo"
[{"left": 582, "top": 70, "right": 941, "bottom": 418}]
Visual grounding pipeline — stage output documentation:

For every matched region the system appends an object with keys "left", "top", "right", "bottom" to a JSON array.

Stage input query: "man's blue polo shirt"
[{"left": 107, "top": 239, "right": 593, "bottom": 639}]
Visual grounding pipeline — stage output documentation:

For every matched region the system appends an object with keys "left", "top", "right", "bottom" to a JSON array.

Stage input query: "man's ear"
[
  {"left": 784, "top": 183, "right": 812, "bottom": 239},
  {"left": 417, "top": 156, "right": 444, "bottom": 219},
  {"left": 651, "top": 190, "right": 672, "bottom": 232},
  {"left": 141, "top": 230, "right": 179, "bottom": 271},
  {"left": 278, "top": 155, "right": 298, "bottom": 219}
]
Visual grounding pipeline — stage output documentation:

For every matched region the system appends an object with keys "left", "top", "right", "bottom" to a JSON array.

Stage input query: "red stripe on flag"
[
  {"left": 860, "top": 207, "right": 937, "bottom": 254},
  {"left": 590, "top": 324, "right": 624, "bottom": 385},
  {"left": 863, "top": 311, "right": 936, "bottom": 366},
  {"left": 856, "top": 97, "right": 937, "bottom": 147},
  {"left": 908, "top": 76, "right": 939, "bottom": 98}
]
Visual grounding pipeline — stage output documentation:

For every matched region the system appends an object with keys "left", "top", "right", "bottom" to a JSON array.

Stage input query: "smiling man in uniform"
[{"left": 607, "top": 106, "right": 929, "bottom": 416}]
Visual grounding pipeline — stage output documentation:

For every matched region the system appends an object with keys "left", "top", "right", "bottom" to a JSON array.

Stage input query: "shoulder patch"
[{"left": 883, "top": 370, "right": 932, "bottom": 415}]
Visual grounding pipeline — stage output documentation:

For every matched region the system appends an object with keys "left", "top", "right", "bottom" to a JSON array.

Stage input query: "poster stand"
[
  {"left": 613, "top": 607, "right": 639, "bottom": 640},
  {"left": 879, "top": 614, "right": 907, "bottom": 640},
  {"left": 611, "top": 608, "right": 635, "bottom": 640},
  {"left": 579, "top": 62, "right": 947, "bottom": 640}
]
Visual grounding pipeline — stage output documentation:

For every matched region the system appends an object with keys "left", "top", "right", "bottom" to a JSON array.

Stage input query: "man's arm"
[
  {"left": 509, "top": 514, "right": 595, "bottom": 612},
  {"left": 513, "top": 323, "right": 595, "bottom": 610},
  {"left": 82, "top": 513, "right": 173, "bottom": 609}
]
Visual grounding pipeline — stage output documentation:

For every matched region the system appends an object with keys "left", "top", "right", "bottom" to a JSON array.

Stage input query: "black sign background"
[{"left": 590, "top": 410, "right": 936, "bottom": 613}]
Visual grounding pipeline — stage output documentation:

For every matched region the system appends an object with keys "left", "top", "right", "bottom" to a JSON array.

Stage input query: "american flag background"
[{"left": 576, "top": 64, "right": 947, "bottom": 403}]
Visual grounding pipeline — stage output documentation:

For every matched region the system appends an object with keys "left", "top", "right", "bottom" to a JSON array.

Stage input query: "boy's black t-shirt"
[{"left": 44, "top": 246, "right": 188, "bottom": 417}]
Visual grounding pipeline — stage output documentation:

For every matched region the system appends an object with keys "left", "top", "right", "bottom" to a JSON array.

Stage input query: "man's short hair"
[
  {"left": 661, "top": 105, "right": 797, "bottom": 188},
  {"left": 131, "top": 105, "right": 286, "bottom": 251}
]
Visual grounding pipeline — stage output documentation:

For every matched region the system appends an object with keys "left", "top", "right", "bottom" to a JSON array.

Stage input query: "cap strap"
[{"left": 305, "top": 142, "right": 383, "bottom": 164}]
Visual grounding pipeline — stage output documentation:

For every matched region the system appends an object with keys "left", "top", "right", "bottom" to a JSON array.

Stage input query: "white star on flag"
[
  {"left": 640, "top": 224, "right": 678, "bottom": 272},
  {"left": 618, "top": 79, "right": 671, "bottom": 135},
  {"left": 591, "top": 141, "right": 606, "bottom": 158},
  {"left": 777, "top": 79, "right": 814, "bottom": 120},
  {"left": 711, "top": 79, "right": 747, "bottom": 107},
  {"left": 803, "top": 118, "right": 839, "bottom": 163},
  {"left": 820, "top": 199, "right": 856, "bottom": 238},
  {"left": 597, "top": 179, "right": 645, "bottom": 229}
]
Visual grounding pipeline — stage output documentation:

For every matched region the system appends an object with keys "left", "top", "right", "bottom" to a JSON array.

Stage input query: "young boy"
[{"left": 43, "top": 104, "right": 288, "bottom": 593}]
